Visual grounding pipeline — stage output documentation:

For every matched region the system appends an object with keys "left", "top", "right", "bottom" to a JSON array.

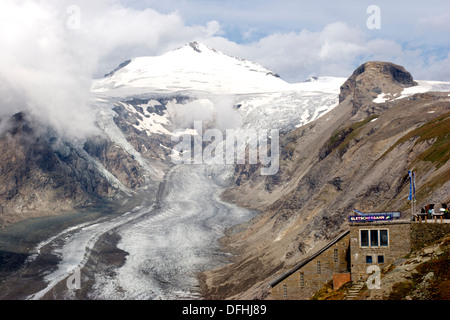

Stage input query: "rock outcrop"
[
  {"left": 339, "top": 61, "right": 417, "bottom": 117},
  {"left": 339, "top": 61, "right": 416, "bottom": 103}
]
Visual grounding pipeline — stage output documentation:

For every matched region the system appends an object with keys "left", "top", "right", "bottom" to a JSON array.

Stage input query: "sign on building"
[{"left": 348, "top": 213, "right": 398, "bottom": 222}]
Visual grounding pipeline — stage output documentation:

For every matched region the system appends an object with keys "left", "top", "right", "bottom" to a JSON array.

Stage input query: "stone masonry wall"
[
  {"left": 271, "top": 234, "right": 350, "bottom": 300},
  {"left": 350, "top": 221, "right": 411, "bottom": 281},
  {"left": 410, "top": 222, "right": 450, "bottom": 251}
]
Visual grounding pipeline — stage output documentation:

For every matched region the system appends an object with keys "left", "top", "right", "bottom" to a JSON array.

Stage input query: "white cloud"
[
  {"left": 0, "top": 0, "right": 224, "bottom": 139},
  {"left": 205, "top": 21, "right": 450, "bottom": 82},
  {"left": 413, "top": 53, "right": 450, "bottom": 81},
  {"left": 0, "top": 0, "right": 98, "bottom": 138},
  {"left": 205, "top": 22, "right": 369, "bottom": 81},
  {"left": 418, "top": 11, "right": 450, "bottom": 32},
  {"left": 87, "top": 1, "right": 450, "bottom": 83}
]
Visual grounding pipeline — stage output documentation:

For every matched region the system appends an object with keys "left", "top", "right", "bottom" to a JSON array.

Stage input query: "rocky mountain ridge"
[{"left": 199, "top": 61, "right": 450, "bottom": 299}]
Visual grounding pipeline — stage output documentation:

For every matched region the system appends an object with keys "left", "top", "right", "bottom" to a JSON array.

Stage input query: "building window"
[
  {"left": 366, "top": 255, "right": 373, "bottom": 263},
  {"left": 361, "top": 230, "right": 369, "bottom": 246},
  {"left": 282, "top": 284, "right": 288, "bottom": 299},
  {"left": 299, "top": 272, "right": 305, "bottom": 288},
  {"left": 334, "top": 248, "right": 338, "bottom": 263},
  {"left": 370, "top": 230, "right": 379, "bottom": 246},
  {"left": 378, "top": 255, "right": 384, "bottom": 263},
  {"left": 380, "top": 230, "right": 388, "bottom": 246},
  {"left": 317, "top": 261, "right": 322, "bottom": 275},
  {"left": 360, "top": 229, "right": 389, "bottom": 247}
]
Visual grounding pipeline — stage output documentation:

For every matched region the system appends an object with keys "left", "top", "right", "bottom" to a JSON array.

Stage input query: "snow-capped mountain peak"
[
  {"left": 91, "top": 42, "right": 348, "bottom": 146},
  {"left": 93, "top": 41, "right": 289, "bottom": 94},
  {"left": 174, "top": 41, "right": 279, "bottom": 78},
  {"left": 177, "top": 41, "right": 217, "bottom": 54}
]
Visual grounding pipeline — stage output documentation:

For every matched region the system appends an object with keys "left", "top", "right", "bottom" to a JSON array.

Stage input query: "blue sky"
[
  {"left": 2, "top": 0, "right": 449, "bottom": 82},
  {"left": 123, "top": 1, "right": 449, "bottom": 48},
  {"left": 115, "top": 0, "right": 450, "bottom": 81},
  {"left": 125, "top": 1, "right": 424, "bottom": 39}
]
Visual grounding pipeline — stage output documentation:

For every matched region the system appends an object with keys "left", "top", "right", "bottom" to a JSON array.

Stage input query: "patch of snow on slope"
[
  {"left": 119, "top": 101, "right": 172, "bottom": 136},
  {"left": 396, "top": 80, "right": 450, "bottom": 100},
  {"left": 373, "top": 93, "right": 389, "bottom": 103},
  {"left": 93, "top": 101, "right": 162, "bottom": 178},
  {"left": 373, "top": 80, "right": 450, "bottom": 104}
]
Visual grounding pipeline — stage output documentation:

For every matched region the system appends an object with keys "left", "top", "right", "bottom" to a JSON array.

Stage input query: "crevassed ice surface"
[{"left": 89, "top": 164, "right": 252, "bottom": 299}]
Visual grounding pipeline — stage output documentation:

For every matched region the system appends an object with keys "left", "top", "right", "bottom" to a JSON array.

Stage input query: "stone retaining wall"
[{"left": 410, "top": 222, "right": 450, "bottom": 251}]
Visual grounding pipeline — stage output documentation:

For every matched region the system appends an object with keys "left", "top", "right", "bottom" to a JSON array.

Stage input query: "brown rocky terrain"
[
  {"left": 367, "top": 231, "right": 450, "bottom": 300},
  {"left": 339, "top": 61, "right": 417, "bottom": 117},
  {"left": 199, "top": 61, "right": 450, "bottom": 299}
]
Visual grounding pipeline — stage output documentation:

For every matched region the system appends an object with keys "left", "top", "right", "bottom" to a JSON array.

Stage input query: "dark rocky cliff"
[
  {"left": 339, "top": 61, "right": 417, "bottom": 118},
  {"left": 0, "top": 112, "right": 144, "bottom": 227},
  {"left": 339, "top": 61, "right": 416, "bottom": 103}
]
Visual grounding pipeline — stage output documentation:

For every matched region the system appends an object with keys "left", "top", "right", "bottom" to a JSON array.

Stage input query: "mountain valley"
[{"left": 0, "top": 43, "right": 449, "bottom": 300}]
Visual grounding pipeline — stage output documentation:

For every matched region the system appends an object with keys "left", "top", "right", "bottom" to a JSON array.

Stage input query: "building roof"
[
  {"left": 268, "top": 229, "right": 350, "bottom": 288},
  {"left": 350, "top": 219, "right": 411, "bottom": 226}
]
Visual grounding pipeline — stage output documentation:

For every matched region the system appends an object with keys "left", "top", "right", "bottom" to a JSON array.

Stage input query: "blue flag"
[{"left": 408, "top": 170, "right": 412, "bottom": 201}]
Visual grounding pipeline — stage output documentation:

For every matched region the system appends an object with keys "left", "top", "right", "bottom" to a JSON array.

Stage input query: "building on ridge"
[{"left": 268, "top": 211, "right": 412, "bottom": 300}]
